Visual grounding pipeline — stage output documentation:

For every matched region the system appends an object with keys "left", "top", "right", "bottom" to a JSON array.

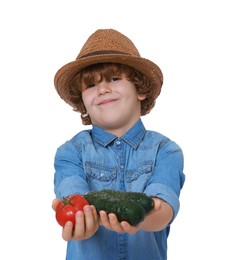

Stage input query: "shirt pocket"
[
  {"left": 126, "top": 160, "right": 153, "bottom": 191},
  {"left": 84, "top": 161, "right": 117, "bottom": 190}
]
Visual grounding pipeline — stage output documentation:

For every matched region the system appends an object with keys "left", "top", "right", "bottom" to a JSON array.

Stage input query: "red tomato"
[{"left": 55, "top": 194, "right": 89, "bottom": 227}]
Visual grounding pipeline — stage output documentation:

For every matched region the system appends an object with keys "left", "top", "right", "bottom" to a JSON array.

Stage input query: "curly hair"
[{"left": 68, "top": 63, "right": 158, "bottom": 125}]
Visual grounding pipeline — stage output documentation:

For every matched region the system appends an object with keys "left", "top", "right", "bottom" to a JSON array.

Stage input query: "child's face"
[{"left": 81, "top": 73, "right": 145, "bottom": 136}]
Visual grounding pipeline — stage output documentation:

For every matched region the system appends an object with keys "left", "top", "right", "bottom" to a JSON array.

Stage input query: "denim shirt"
[{"left": 54, "top": 119, "right": 185, "bottom": 260}]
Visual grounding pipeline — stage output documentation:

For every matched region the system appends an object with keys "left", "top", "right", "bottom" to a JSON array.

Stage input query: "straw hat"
[{"left": 54, "top": 29, "right": 163, "bottom": 105}]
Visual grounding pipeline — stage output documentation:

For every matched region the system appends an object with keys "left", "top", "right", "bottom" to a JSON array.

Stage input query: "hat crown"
[{"left": 77, "top": 29, "right": 140, "bottom": 59}]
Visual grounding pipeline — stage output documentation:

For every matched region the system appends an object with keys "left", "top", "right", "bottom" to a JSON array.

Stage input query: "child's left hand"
[{"left": 99, "top": 210, "right": 142, "bottom": 234}]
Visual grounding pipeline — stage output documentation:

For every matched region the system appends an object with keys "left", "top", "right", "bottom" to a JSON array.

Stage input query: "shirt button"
[
  {"left": 116, "top": 140, "right": 121, "bottom": 145},
  {"left": 120, "top": 165, "right": 124, "bottom": 169}
]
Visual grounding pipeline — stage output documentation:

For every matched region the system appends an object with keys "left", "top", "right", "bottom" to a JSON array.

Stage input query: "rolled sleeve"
[
  {"left": 54, "top": 141, "right": 89, "bottom": 199},
  {"left": 144, "top": 139, "right": 185, "bottom": 222},
  {"left": 144, "top": 183, "right": 180, "bottom": 221}
]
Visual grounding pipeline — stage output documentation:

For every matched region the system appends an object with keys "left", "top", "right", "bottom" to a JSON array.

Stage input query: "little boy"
[{"left": 53, "top": 29, "right": 185, "bottom": 260}]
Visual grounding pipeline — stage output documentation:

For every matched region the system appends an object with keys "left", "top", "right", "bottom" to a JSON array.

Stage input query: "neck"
[{"left": 102, "top": 118, "right": 140, "bottom": 137}]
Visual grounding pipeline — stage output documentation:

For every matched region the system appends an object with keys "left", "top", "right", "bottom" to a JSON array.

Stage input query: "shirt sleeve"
[
  {"left": 144, "top": 139, "right": 185, "bottom": 222},
  {"left": 54, "top": 140, "right": 90, "bottom": 199}
]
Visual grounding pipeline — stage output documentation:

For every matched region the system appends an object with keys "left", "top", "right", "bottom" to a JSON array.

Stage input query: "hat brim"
[{"left": 54, "top": 54, "right": 163, "bottom": 105}]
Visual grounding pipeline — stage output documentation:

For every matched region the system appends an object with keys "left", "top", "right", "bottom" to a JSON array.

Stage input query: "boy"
[{"left": 52, "top": 29, "right": 185, "bottom": 260}]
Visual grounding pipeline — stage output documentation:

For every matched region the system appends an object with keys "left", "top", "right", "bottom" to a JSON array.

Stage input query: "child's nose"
[{"left": 98, "top": 81, "right": 111, "bottom": 95}]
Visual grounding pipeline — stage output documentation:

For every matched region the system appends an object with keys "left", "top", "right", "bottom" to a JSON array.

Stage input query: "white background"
[{"left": 0, "top": 0, "right": 228, "bottom": 259}]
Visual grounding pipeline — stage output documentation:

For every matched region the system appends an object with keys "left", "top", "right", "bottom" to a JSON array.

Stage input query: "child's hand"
[
  {"left": 99, "top": 211, "right": 142, "bottom": 234},
  {"left": 52, "top": 199, "right": 99, "bottom": 241},
  {"left": 62, "top": 205, "right": 99, "bottom": 241},
  {"left": 52, "top": 198, "right": 60, "bottom": 211},
  {"left": 98, "top": 198, "right": 163, "bottom": 234}
]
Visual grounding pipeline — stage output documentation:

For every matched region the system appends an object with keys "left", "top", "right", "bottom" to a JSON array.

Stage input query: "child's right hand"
[
  {"left": 52, "top": 199, "right": 100, "bottom": 241},
  {"left": 99, "top": 210, "right": 143, "bottom": 234}
]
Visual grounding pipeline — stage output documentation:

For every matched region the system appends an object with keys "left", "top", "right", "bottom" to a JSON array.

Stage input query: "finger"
[
  {"left": 121, "top": 221, "right": 139, "bottom": 234},
  {"left": 73, "top": 211, "right": 85, "bottom": 240},
  {"left": 108, "top": 213, "right": 124, "bottom": 233},
  {"left": 89, "top": 205, "right": 99, "bottom": 224},
  {"left": 62, "top": 221, "right": 74, "bottom": 241},
  {"left": 52, "top": 198, "right": 60, "bottom": 211},
  {"left": 153, "top": 198, "right": 162, "bottom": 211},
  {"left": 99, "top": 210, "right": 112, "bottom": 230},
  {"left": 90, "top": 205, "right": 98, "bottom": 222},
  {"left": 120, "top": 221, "right": 131, "bottom": 231},
  {"left": 83, "top": 205, "right": 96, "bottom": 233}
]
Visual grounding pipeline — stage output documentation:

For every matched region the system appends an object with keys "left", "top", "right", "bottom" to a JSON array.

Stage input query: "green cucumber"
[
  {"left": 84, "top": 190, "right": 154, "bottom": 226},
  {"left": 84, "top": 190, "right": 154, "bottom": 213}
]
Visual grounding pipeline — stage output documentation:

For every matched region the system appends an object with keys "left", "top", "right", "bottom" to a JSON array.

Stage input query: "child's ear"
[{"left": 137, "top": 94, "right": 146, "bottom": 101}]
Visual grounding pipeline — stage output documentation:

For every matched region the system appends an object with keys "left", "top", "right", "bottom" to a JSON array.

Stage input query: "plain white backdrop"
[{"left": 0, "top": 0, "right": 228, "bottom": 259}]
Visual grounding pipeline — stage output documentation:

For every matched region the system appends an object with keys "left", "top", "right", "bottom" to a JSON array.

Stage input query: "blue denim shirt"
[{"left": 54, "top": 119, "right": 185, "bottom": 260}]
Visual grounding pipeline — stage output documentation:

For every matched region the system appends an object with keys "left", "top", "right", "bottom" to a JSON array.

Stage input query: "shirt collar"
[{"left": 91, "top": 119, "right": 146, "bottom": 149}]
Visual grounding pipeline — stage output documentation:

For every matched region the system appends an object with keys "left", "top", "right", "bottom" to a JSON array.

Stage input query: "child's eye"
[
  {"left": 87, "top": 82, "right": 96, "bottom": 88},
  {"left": 111, "top": 76, "right": 121, "bottom": 82}
]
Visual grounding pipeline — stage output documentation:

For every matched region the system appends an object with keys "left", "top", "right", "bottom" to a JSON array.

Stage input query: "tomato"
[{"left": 55, "top": 194, "right": 89, "bottom": 227}]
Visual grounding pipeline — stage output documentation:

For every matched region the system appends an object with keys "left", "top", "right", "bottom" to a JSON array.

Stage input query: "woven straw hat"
[{"left": 54, "top": 29, "right": 163, "bottom": 105}]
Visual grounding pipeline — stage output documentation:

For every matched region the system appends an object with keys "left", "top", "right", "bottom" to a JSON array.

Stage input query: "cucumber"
[
  {"left": 84, "top": 190, "right": 154, "bottom": 226},
  {"left": 92, "top": 198, "right": 145, "bottom": 225},
  {"left": 84, "top": 190, "right": 154, "bottom": 213}
]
